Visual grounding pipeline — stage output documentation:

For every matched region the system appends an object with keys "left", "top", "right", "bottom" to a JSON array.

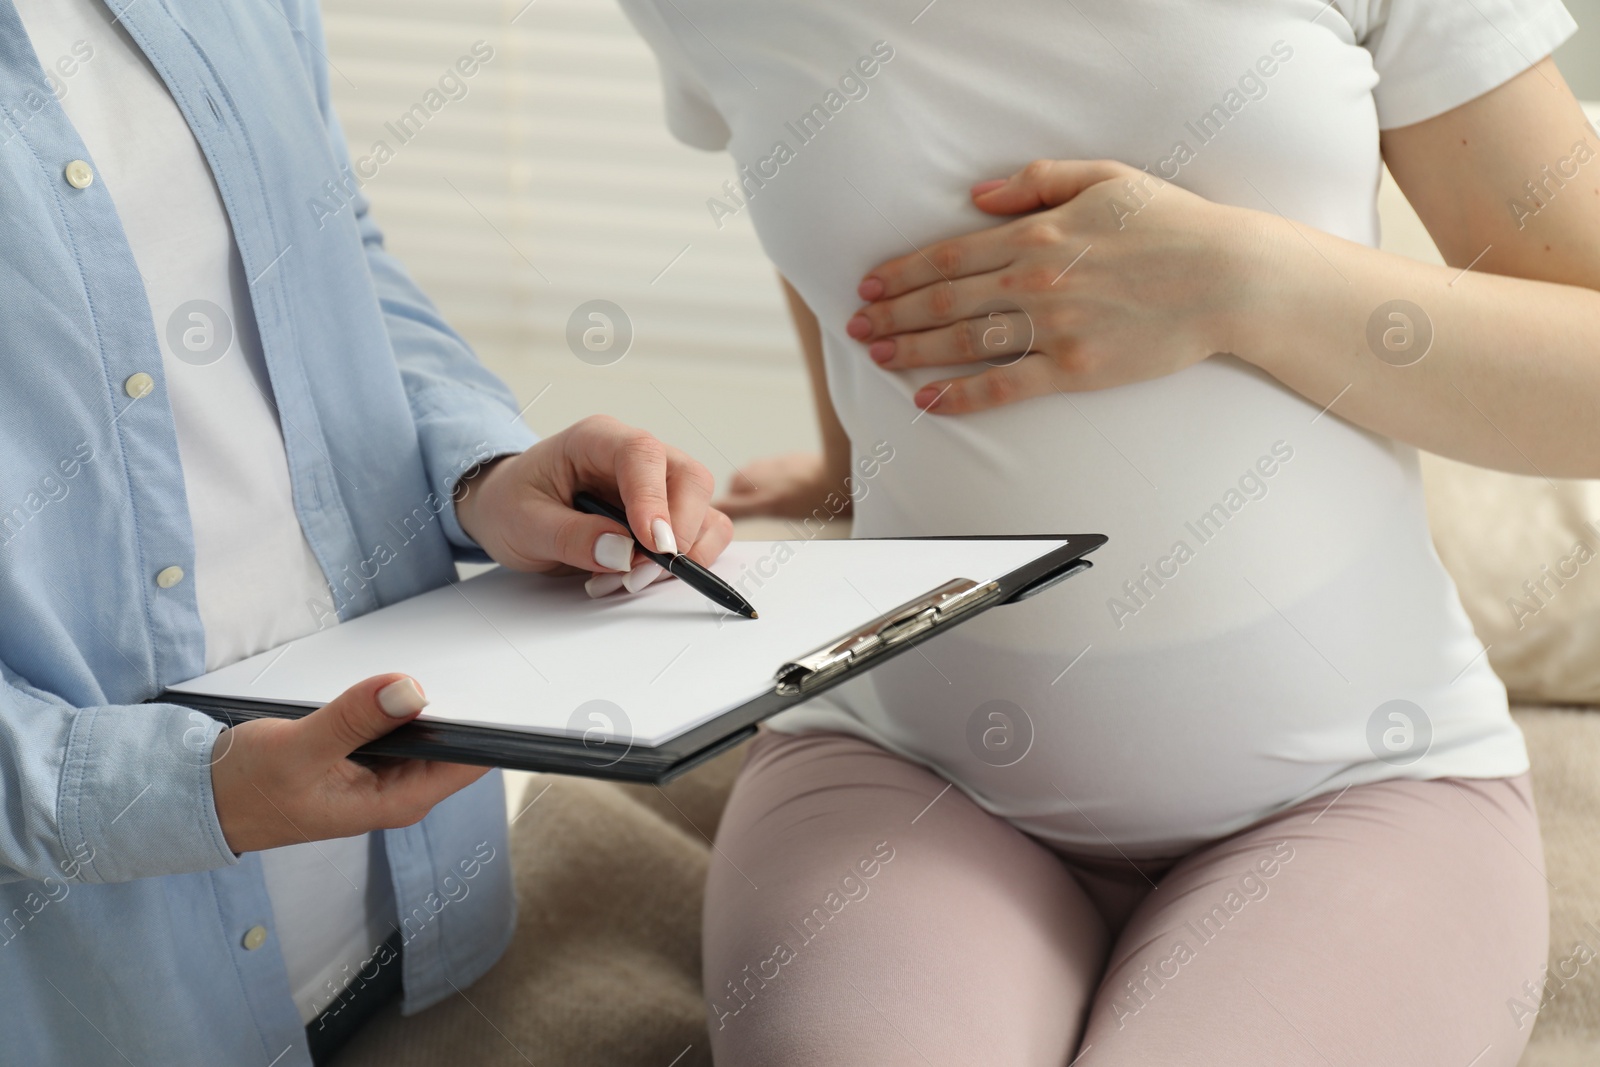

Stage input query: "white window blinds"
[{"left": 321, "top": 0, "right": 813, "bottom": 480}]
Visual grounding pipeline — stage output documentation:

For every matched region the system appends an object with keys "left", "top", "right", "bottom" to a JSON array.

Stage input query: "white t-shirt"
[
  {"left": 618, "top": 0, "right": 1577, "bottom": 856},
  {"left": 16, "top": 0, "right": 391, "bottom": 1023}
]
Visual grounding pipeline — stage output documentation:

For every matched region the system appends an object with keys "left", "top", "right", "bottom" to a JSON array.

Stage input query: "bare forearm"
[
  {"left": 1239, "top": 218, "right": 1600, "bottom": 478},
  {"left": 1247, "top": 59, "right": 1600, "bottom": 479}
]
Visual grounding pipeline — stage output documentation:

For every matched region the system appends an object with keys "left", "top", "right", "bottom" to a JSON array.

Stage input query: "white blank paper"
[{"left": 169, "top": 538, "right": 1067, "bottom": 747}]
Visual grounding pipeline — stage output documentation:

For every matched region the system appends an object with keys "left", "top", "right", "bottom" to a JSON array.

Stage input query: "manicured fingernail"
[
  {"left": 846, "top": 314, "right": 872, "bottom": 340},
  {"left": 971, "top": 178, "right": 1007, "bottom": 196},
  {"left": 857, "top": 277, "right": 884, "bottom": 301},
  {"left": 585, "top": 571, "right": 627, "bottom": 598},
  {"left": 868, "top": 340, "right": 895, "bottom": 364},
  {"left": 914, "top": 386, "right": 943, "bottom": 410},
  {"left": 623, "top": 560, "right": 663, "bottom": 592},
  {"left": 594, "top": 532, "right": 634, "bottom": 571},
  {"left": 651, "top": 518, "right": 678, "bottom": 555},
  {"left": 377, "top": 677, "right": 428, "bottom": 718}
]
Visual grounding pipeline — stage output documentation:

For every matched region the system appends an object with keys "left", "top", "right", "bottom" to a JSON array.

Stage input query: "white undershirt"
[{"left": 16, "top": 0, "right": 393, "bottom": 1023}]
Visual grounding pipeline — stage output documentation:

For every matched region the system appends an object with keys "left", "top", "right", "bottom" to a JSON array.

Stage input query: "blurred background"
[
  {"left": 319, "top": 0, "right": 1600, "bottom": 491},
  {"left": 321, "top": 0, "right": 809, "bottom": 492}
]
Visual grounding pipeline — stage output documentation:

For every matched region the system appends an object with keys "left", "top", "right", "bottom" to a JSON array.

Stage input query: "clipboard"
[{"left": 163, "top": 534, "right": 1104, "bottom": 784}]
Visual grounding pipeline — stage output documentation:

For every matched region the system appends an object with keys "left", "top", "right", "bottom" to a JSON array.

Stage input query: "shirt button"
[
  {"left": 64, "top": 160, "right": 94, "bottom": 189},
  {"left": 124, "top": 372, "right": 155, "bottom": 399},
  {"left": 155, "top": 566, "right": 186, "bottom": 589},
  {"left": 241, "top": 925, "right": 268, "bottom": 951}
]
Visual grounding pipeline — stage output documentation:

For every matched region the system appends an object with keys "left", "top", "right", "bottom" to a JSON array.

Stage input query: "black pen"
[{"left": 573, "top": 491, "right": 758, "bottom": 619}]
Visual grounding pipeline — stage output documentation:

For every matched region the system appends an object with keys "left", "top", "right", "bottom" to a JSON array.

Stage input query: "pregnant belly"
[
  {"left": 810, "top": 352, "right": 1499, "bottom": 852},
  {"left": 839, "top": 353, "right": 1416, "bottom": 645}
]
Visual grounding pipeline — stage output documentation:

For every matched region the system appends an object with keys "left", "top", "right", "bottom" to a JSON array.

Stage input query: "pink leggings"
[{"left": 703, "top": 730, "right": 1549, "bottom": 1066}]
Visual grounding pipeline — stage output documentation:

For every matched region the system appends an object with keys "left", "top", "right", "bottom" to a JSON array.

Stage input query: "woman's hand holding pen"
[
  {"left": 453, "top": 414, "right": 734, "bottom": 596},
  {"left": 850, "top": 159, "right": 1268, "bottom": 415}
]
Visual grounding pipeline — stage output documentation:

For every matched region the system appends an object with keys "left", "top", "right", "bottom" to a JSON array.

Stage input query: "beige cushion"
[{"left": 1420, "top": 454, "right": 1600, "bottom": 705}]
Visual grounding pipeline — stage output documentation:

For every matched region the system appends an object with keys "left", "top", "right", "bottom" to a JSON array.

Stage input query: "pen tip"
[{"left": 748, "top": 610, "right": 759, "bottom": 619}]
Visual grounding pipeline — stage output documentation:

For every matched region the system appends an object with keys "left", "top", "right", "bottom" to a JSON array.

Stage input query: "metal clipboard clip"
[{"left": 775, "top": 577, "right": 1002, "bottom": 695}]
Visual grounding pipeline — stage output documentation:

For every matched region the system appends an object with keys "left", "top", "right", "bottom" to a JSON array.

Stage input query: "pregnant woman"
[{"left": 617, "top": 1, "right": 1600, "bottom": 1062}]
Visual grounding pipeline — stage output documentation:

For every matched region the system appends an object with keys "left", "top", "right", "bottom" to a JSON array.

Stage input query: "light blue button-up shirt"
[{"left": 0, "top": 1, "right": 538, "bottom": 1062}]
